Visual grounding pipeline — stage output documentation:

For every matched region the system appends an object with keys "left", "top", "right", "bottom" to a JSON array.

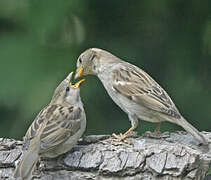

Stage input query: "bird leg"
[
  {"left": 112, "top": 114, "right": 138, "bottom": 143},
  {"left": 154, "top": 122, "right": 161, "bottom": 133},
  {"left": 112, "top": 126, "right": 137, "bottom": 142}
]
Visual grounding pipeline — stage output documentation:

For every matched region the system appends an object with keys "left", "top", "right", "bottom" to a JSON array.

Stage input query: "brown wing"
[
  {"left": 23, "top": 105, "right": 82, "bottom": 153},
  {"left": 39, "top": 105, "right": 82, "bottom": 153},
  {"left": 23, "top": 107, "right": 47, "bottom": 150},
  {"left": 112, "top": 63, "right": 181, "bottom": 119}
]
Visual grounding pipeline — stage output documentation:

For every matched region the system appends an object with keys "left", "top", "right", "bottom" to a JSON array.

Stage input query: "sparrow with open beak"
[
  {"left": 75, "top": 48, "right": 208, "bottom": 145},
  {"left": 14, "top": 72, "right": 86, "bottom": 180}
]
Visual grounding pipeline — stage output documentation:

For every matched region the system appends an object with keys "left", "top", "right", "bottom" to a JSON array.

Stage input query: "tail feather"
[
  {"left": 14, "top": 145, "right": 39, "bottom": 180},
  {"left": 175, "top": 117, "right": 208, "bottom": 145}
]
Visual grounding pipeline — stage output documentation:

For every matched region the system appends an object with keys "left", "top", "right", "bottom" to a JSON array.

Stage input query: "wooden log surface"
[{"left": 0, "top": 131, "right": 211, "bottom": 180}]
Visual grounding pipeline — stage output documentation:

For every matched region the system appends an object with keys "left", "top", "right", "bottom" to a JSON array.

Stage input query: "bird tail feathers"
[
  {"left": 175, "top": 117, "right": 208, "bottom": 145},
  {"left": 14, "top": 145, "right": 39, "bottom": 180}
]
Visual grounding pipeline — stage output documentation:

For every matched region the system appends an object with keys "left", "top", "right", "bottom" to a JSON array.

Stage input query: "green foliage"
[{"left": 0, "top": 0, "right": 210, "bottom": 139}]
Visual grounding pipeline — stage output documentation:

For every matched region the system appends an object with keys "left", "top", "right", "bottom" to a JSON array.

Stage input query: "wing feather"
[
  {"left": 112, "top": 63, "right": 181, "bottom": 119},
  {"left": 39, "top": 106, "right": 82, "bottom": 153},
  {"left": 23, "top": 105, "right": 82, "bottom": 153}
]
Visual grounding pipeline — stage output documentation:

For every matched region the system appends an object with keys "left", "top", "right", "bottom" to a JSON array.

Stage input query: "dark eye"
[
  {"left": 79, "top": 58, "right": 82, "bottom": 63},
  {"left": 66, "top": 87, "right": 70, "bottom": 92}
]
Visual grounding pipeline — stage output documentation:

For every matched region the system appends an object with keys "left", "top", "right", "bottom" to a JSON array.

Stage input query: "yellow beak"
[
  {"left": 71, "top": 79, "right": 86, "bottom": 89},
  {"left": 74, "top": 66, "right": 84, "bottom": 79}
]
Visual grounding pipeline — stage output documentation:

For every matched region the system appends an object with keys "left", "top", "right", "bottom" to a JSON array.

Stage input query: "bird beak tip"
[
  {"left": 74, "top": 67, "right": 84, "bottom": 80},
  {"left": 71, "top": 79, "right": 86, "bottom": 89}
]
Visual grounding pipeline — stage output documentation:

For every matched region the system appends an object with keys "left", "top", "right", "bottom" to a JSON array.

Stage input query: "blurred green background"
[{"left": 0, "top": 0, "right": 210, "bottom": 140}]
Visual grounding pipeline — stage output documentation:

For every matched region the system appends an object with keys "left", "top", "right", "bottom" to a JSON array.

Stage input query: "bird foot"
[
  {"left": 144, "top": 131, "right": 170, "bottom": 139},
  {"left": 144, "top": 128, "right": 161, "bottom": 135},
  {"left": 154, "top": 122, "right": 161, "bottom": 134},
  {"left": 112, "top": 133, "right": 131, "bottom": 144},
  {"left": 154, "top": 129, "right": 161, "bottom": 134},
  {"left": 145, "top": 130, "right": 160, "bottom": 135}
]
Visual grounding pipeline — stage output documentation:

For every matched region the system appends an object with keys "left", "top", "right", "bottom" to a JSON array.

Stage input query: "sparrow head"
[
  {"left": 51, "top": 72, "right": 85, "bottom": 105},
  {"left": 75, "top": 48, "right": 121, "bottom": 79}
]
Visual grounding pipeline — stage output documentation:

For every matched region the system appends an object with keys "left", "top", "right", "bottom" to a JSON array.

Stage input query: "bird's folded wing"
[
  {"left": 112, "top": 63, "right": 181, "bottom": 119},
  {"left": 23, "top": 105, "right": 82, "bottom": 153},
  {"left": 39, "top": 106, "right": 82, "bottom": 153},
  {"left": 23, "top": 107, "right": 48, "bottom": 150}
]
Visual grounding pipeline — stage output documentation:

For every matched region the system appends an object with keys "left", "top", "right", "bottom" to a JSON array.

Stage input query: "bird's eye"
[
  {"left": 79, "top": 58, "right": 82, "bottom": 63},
  {"left": 66, "top": 87, "right": 70, "bottom": 92}
]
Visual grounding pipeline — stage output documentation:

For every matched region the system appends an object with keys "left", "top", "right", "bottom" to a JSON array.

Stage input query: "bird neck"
[
  {"left": 70, "top": 97, "right": 84, "bottom": 109},
  {"left": 95, "top": 60, "right": 118, "bottom": 75},
  {"left": 50, "top": 100, "right": 83, "bottom": 109}
]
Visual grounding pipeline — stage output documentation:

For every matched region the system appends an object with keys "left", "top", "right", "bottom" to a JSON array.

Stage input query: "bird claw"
[
  {"left": 112, "top": 133, "right": 131, "bottom": 144},
  {"left": 144, "top": 131, "right": 168, "bottom": 139},
  {"left": 153, "top": 127, "right": 161, "bottom": 134}
]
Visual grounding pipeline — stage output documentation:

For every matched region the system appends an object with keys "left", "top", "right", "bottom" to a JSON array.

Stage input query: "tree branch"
[{"left": 0, "top": 131, "right": 211, "bottom": 180}]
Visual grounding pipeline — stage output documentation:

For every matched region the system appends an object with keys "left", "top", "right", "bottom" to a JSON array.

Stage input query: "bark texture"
[{"left": 0, "top": 131, "right": 211, "bottom": 180}]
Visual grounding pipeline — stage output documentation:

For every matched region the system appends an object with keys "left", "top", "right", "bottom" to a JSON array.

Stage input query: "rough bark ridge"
[{"left": 0, "top": 131, "right": 211, "bottom": 180}]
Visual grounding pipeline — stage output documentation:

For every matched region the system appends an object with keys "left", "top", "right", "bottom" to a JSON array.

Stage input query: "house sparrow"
[
  {"left": 75, "top": 48, "right": 208, "bottom": 145},
  {"left": 14, "top": 72, "right": 86, "bottom": 180}
]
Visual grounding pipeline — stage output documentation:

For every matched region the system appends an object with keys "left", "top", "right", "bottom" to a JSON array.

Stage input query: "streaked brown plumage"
[
  {"left": 75, "top": 48, "right": 208, "bottom": 145},
  {"left": 14, "top": 72, "right": 86, "bottom": 180},
  {"left": 112, "top": 64, "right": 180, "bottom": 119}
]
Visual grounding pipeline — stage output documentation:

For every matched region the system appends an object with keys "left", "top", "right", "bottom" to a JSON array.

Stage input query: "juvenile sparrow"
[
  {"left": 75, "top": 48, "right": 208, "bottom": 145},
  {"left": 14, "top": 72, "right": 86, "bottom": 180}
]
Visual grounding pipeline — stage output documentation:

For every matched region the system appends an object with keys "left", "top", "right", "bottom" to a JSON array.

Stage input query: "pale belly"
[{"left": 99, "top": 75, "right": 163, "bottom": 123}]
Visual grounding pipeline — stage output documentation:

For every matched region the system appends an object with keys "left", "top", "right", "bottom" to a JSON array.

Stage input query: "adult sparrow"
[
  {"left": 75, "top": 48, "right": 207, "bottom": 145},
  {"left": 14, "top": 72, "right": 86, "bottom": 180}
]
